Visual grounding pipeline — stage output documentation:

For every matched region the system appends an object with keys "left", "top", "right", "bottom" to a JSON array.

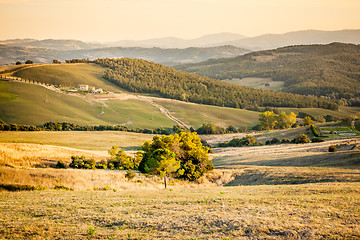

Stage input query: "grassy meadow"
[
  {"left": 223, "top": 77, "right": 284, "bottom": 91},
  {"left": 0, "top": 81, "right": 175, "bottom": 128},
  {"left": 153, "top": 98, "right": 260, "bottom": 129},
  {"left": 13, "top": 63, "right": 122, "bottom": 92}
]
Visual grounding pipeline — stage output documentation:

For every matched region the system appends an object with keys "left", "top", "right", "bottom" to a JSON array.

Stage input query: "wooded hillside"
[
  {"left": 95, "top": 58, "right": 337, "bottom": 110},
  {"left": 175, "top": 43, "right": 360, "bottom": 101}
]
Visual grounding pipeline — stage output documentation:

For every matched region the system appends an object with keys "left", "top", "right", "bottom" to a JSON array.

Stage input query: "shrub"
[
  {"left": 295, "top": 134, "right": 310, "bottom": 144},
  {"left": 270, "top": 138, "right": 281, "bottom": 144},
  {"left": 281, "top": 138, "right": 291, "bottom": 143},
  {"left": 329, "top": 145, "right": 337, "bottom": 152},
  {"left": 69, "top": 156, "right": 96, "bottom": 169},
  {"left": 220, "top": 135, "right": 257, "bottom": 147},
  {"left": 54, "top": 185, "right": 73, "bottom": 191},
  {"left": 125, "top": 170, "right": 136, "bottom": 180},
  {"left": 312, "top": 137, "right": 324, "bottom": 143},
  {"left": 310, "top": 124, "right": 319, "bottom": 137},
  {"left": 96, "top": 160, "right": 107, "bottom": 169},
  {"left": 55, "top": 160, "right": 66, "bottom": 169}
]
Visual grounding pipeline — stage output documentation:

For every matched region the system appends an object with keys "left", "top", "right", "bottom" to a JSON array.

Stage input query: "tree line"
[{"left": 94, "top": 58, "right": 338, "bottom": 110}]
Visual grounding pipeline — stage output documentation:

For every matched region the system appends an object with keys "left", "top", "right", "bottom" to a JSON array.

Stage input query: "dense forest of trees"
[
  {"left": 94, "top": 58, "right": 337, "bottom": 110},
  {"left": 175, "top": 43, "right": 360, "bottom": 103}
]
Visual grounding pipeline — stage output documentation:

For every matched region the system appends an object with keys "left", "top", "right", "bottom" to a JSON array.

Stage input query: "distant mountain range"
[
  {"left": 222, "top": 29, "right": 360, "bottom": 50},
  {"left": 0, "top": 45, "right": 249, "bottom": 66},
  {"left": 1, "top": 29, "right": 360, "bottom": 65}
]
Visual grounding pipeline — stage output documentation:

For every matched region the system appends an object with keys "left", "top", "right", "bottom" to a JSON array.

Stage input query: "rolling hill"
[
  {"left": 0, "top": 63, "right": 260, "bottom": 128},
  {"left": 13, "top": 63, "right": 122, "bottom": 91},
  {"left": 175, "top": 43, "right": 360, "bottom": 100}
]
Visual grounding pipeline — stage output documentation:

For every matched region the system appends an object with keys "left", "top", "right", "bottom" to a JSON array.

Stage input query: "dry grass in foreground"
[
  {"left": 0, "top": 143, "right": 108, "bottom": 168},
  {"left": 0, "top": 182, "right": 359, "bottom": 239}
]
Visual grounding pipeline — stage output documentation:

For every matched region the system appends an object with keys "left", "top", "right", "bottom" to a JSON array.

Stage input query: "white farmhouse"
[{"left": 78, "top": 85, "right": 89, "bottom": 91}]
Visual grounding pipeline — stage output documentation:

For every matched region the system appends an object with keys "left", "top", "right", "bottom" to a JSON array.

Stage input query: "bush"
[
  {"left": 55, "top": 160, "right": 66, "bottom": 169},
  {"left": 295, "top": 134, "right": 310, "bottom": 144},
  {"left": 329, "top": 145, "right": 337, "bottom": 152},
  {"left": 270, "top": 138, "right": 280, "bottom": 144},
  {"left": 312, "top": 137, "right": 324, "bottom": 143},
  {"left": 281, "top": 138, "right": 291, "bottom": 143},
  {"left": 219, "top": 135, "right": 257, "bottom": 147},
  {"left": 69, "top": 156, "right": 96, "bottom": 169},
  {"left": 125, "top": 170, "right": 136, "bottom": 180},
  {"left": 310, "top": 124, "right": 319, "bottom": 137}
]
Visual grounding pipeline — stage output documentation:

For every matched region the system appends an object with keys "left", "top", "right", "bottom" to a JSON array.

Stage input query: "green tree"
[
  {"left": 25, "top": 60, "right": 33, "bottom": 64},
  {"left": 139, "top": 132, "right": 213, "bottom": 180},
  {"left": 15, "top": 61, "right": 22, "bottom": 65},
  {"left": 259, "top": 111, "right": 277, "bottom": 130},
  {"left": 143, "top": 149, "right": 180, "bottom": 188},
  {"left": 107, "top": 146, "right": 137, "bottom": 170}
]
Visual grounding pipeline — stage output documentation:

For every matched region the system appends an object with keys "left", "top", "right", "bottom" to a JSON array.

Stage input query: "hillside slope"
[
  {"left": 0, "top": 81, "right": 175, "bottom": 128},
  {"left": 175, "top": 43, "right": 360, "bottom": 100},
  {"left": 95, "top": 58, "right": 337, "bottom": 110},
  {"left": 13, "top": 63, "right": 122, "bottom": 92}
]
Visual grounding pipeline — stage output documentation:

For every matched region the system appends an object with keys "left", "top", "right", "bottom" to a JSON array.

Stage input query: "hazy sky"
[{"left": 1, "top": 0, "right": 360, "bottom": 42}]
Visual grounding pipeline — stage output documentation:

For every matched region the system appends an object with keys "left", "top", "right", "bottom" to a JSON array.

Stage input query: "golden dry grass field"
[
  {"left": 0, "top": 130, "right": 359, "bottom": 239},
  {"left": 0, "top": 183, "right": 359, "bottom": 239}
]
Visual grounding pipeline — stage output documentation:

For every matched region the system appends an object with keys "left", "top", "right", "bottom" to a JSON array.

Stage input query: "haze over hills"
[
  {"left": 0, "top": 45, "right": 249, "bottom": 66},
  {"left": 109, "top": 33, "right": 247, "bottom": 48},
  {"left": 0, "top": 39, "right": 103, "bottom": 51},
  {"left": 223, "top": 29, "right": 360, "bottom": 50}
]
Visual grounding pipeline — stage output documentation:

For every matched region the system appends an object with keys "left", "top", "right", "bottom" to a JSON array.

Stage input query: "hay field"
[
  {"left": 0, "top": 183, "right": 359, "bottom": 239},
  {"left": 0, "top": 131, "right": 154, "bottom": 151}
]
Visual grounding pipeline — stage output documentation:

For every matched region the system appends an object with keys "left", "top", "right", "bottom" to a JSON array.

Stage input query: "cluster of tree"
[
  {"left": 219, "top": 134, "right": 312, "bottom": 148},
  {"left": 195, "top": 122, "right": 247, "bottom": 135},
  {"left": 0, "top": 121, "right": 168, "bottom": 134},
  {"left": 218, "top": 135, "right": 257, "bottom": 147},
  {"left": 258, "top": 111, "right": 297, "bottom": 130},
  {"left": 0, "top": 120, "right": 40, "bottom": 131},
  {"left": 94, "top": 58, "right": 337, "bottom": 110},
  {"left": 139, "top": 132, "right": 213, "bottom": 182},
  {"left": 65, "top": 58, "right": 91, "bottom": 63},
  {"left": 107, "top": 146, "right": 143, "bottom": 170},
  {"left": 53, "top": 59, "right": 61, "bottom": 64},
  {"left": 298, "top": 112, "right": 338, "bottom": 123},
  {"left": 175, "top": 43, "right": 360, "bottom": 102}
]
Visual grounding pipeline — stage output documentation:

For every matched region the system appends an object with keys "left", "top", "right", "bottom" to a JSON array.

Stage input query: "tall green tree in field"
[
  {"left": 259, "top": 111, "right": 277, "bottom": 130},
  {"left": 143, "top": 149, "right": 180, "bottom": 188},
  {"left": 139, "top": 132, "right": 213, "bottom": 181}
]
